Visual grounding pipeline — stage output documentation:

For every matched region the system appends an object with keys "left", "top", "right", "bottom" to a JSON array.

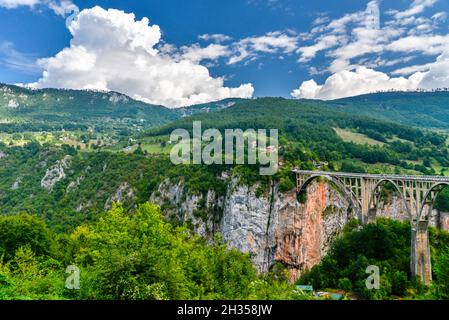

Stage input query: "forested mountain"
[
  {"left": 0, "top": 84, "right": 240, "bottom": 134},
  {"left": 3, "top": 83, "right": 449, "bottom": 133},
  {"left": 5, "top": 81, "right": 449, "bottom": 134},
  {"left": 148, "top": 97, "right": 448, "bottom": 175},
  {"left": 315, "top": 91, "right": 449, "bottom": 129},
  {"left": 1, "top": 95, "right": 448, "bottom": 231}
]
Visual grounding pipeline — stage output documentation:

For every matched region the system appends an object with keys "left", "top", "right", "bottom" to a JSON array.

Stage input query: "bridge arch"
[
  {"left": 294, "top": 169, "right": 449, "bottom": 285},
  {"left": 367, "top": 179, "right": 411, "bottom": 221},
  {"left": 298, "top": 174, "right": 362, "bottom": 216},
  {"left": 418, "top": 182, "right": 449, "bottom": 223}
]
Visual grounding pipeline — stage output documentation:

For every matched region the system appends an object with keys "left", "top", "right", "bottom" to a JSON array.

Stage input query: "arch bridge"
[{"left": 293, "top": 169, "right": 449, "bottom": 286}]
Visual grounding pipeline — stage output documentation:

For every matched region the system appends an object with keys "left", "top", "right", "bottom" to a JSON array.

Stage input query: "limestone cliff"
[
  {"left": 150, "top": 176, "right": 448, "bottom": 281},
  {"left": 151, "top": 176, "right": 353, "bottom": 280}
]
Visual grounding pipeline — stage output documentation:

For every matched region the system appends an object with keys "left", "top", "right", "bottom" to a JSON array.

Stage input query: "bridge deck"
[{"left": 292, "top": 169, "right": 449, "bottom": 183}]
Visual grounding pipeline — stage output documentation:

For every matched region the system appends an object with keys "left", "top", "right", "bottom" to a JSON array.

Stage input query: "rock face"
[
  {"left": 105, "top": 182, "right": 136, "bottom": 210},
  {"left": 150, "top": 178, "right": 222, "bottom": 238},
  {"left": 218, "top": 179, "right": 353, "bottom": 279},
  {"left": 220, "top": 180, "right": 273, "bottom": 272},
  {"left": 41, "top": 155, "right": 72, "bottom": 192},
  {"left": 150, "top": 177, "right": 449, "bottom": 281},
  {"left": 151, "top": 177, "right": 354, "bottom": 280}
]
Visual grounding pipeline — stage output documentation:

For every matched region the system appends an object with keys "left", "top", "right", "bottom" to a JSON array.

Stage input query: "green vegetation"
[
  {"left": 2, "top": 95, "right": 449, "bottom": 231},
  {"left": 298, "top": 219, "right": 449, "bottom": 300},
  {"left": 0, "top": 204, "right": 306, "bottom": 300},
  {"left": 334, "top": 128, "right": 385, "bottom": 146},
  {"left": 2, "top": 90, "right": 449, "bottom": 300},
  {"left": 319, "top": 91, "right": 449, "bottom": 129},
  {"left": 0, "top": 84, "right": 240, "bottom": 135}
]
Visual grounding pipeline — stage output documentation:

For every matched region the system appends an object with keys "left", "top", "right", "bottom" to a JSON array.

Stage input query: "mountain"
[
  {"left": 4, "top": 83, "right": 449, "bottom": 134},
  {"left": 313, "top": 91, "right": 449, "bottom": 130},
  {"left": 0, "top": 84, "right": 239, "bottom": 134}
]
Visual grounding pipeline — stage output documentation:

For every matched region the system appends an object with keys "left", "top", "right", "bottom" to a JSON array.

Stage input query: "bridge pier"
[
  {"left": 411, "top": 221, "right": 432, "bottom": 286},
  {"left": 367, "top": 208, "right": 377, "bottom": 224}
]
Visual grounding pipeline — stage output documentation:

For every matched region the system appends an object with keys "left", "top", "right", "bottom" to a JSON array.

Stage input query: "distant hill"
[
  {"left": 3, "top": 83, "right": 449, "bottom": 134},
  {"left": 315, "top": 91, "right": 449, "bottom": 130},
  {"left": 149, "top": 97, "right": 426, "bottom": 141},
  {"left": 0, "top": 84, "right": 240, "bottom": 133}
]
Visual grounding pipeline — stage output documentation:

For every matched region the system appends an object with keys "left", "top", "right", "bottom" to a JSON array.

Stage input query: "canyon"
[{"left": 150, "top": 176, "right": 449, "bottom": 281}]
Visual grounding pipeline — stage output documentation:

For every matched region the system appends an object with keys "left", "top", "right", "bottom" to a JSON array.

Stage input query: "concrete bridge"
[{"left": 293, "top": 169, "right": 449, "bottom": 286}]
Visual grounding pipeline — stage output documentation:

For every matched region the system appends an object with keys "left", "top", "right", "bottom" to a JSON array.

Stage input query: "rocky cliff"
[
  {"left": 150, "top": 176, "right": 448, "bottom": 281},
  {"left": 151, "top": 176, "right": 354, "bottom": 280}
]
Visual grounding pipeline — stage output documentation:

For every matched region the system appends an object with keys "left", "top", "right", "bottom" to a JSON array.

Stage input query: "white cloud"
[
  {"left": 0, "top": 41, "right": 40, "bottom": 74},
  {"left": 0, "top": 0, "right": 39, "bottom": 8},
  {"left": 47, "top": 0, "right": 77, "bottom": 16},
  {"left": 292, "top": 50, "right": 449, "bottom": 100},
  {"left": 0, "top": 0, "right": 77, "bottom": 16},
  {"left": 418, "top": 51, "right": 449, "bottom": 89},
  {"left": 297, "top": 1, "right": 389, "bottom": 70},
  {"left": 298, "top": 34, "right": 341, "bottom": 63},
  {"left": 392, "top": 63, "right": 432, "bottom": 76},
  {"left": 432, "top": 12, "right": 447, "bottom": 21},
  {"left": 228, "top": 31, "right": 299, "bottom": 65},
  {"left": 312, "top": 15, "right": 329, "bottom": 26},
  {"left": 198, "top": 34, "right": 232, "bottom": 43},
  {"left": 387, "top": 35, "right": 449, "bottom": 55},
  {"left": 30, "top": 6, "right": 253, "bottom": 108},
  {"left": 393, "top": 0, "right": 437, "bottom": 20},
  {"left": 291, "top": 67, "right": 424, "bottom": 100},
  {"left": 179, "top": 43, "right": 230, "bottom": 64}
]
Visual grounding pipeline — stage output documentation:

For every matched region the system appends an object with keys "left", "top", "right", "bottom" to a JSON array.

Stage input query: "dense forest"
[
  {"left": 0, "top": 204, "right": 306, "bottom": 300},
  {"left": 299, "top": 219, "right": 449, "bottom": 300},
  {"left": 325, "top": 91, "right": 449, "bottom": 129}
]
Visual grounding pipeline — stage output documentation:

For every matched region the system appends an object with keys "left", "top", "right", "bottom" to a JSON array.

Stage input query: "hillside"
[
  {"left": 3, "top": 84, "right": 449, "bottom": 134},
  {"left": 315, "top": 91, "right": 449, "bottom": 130},
  {"left": 147, "top": 97, "right": 448, "bottom": 174},
  {"left": 0, "top": 84, "right": 240, "bottom": 134}
]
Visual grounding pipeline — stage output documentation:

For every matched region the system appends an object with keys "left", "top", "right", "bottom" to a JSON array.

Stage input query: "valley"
[{"left": 1, "top": 87, "right": 449, "bottom": 300}]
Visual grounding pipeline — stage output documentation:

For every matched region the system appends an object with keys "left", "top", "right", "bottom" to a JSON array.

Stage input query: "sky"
[{"left": 1, "top": 0, "right": 449, "bottom": 107}]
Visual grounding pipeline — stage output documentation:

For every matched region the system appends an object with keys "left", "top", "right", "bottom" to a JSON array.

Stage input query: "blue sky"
[{"left": 1, "top": 0, "right": 449, "bottom": 107}]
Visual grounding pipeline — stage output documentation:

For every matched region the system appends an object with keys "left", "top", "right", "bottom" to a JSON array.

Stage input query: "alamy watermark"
[
  {"left": 169, "top": 121, "right": 279, "bottom": 175},
  {"left": 365, "top": 265, "right": 380, "bottom": 290},
  {"left": 66, "top": 265, "right": 80, "bottom": 290}
]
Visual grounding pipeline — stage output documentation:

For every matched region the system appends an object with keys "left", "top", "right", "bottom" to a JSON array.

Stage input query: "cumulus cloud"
[
  {"left": 291, "top": 67, "right": 424, "bottom": 100},
  {"left": 291, "top": 52, "right": 449, "bottom": 100},
  {"left": 30, "top": 6, "right": 254, "bottom": 108},
  {"left": 418, "top": 51, "right": 449, "bottom": 89},
  {"left": 0, "top": 0, "right": 77, "bottom": 16}
]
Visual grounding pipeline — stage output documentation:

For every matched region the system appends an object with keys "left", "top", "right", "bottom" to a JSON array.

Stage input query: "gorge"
[{"left": 150, "top": 175, "right": 449, "bottom": 281}]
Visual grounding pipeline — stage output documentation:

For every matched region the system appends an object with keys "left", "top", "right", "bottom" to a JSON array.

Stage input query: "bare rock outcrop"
[{"left": 41, "top": 155, "right": 72, "bottom": 192}]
